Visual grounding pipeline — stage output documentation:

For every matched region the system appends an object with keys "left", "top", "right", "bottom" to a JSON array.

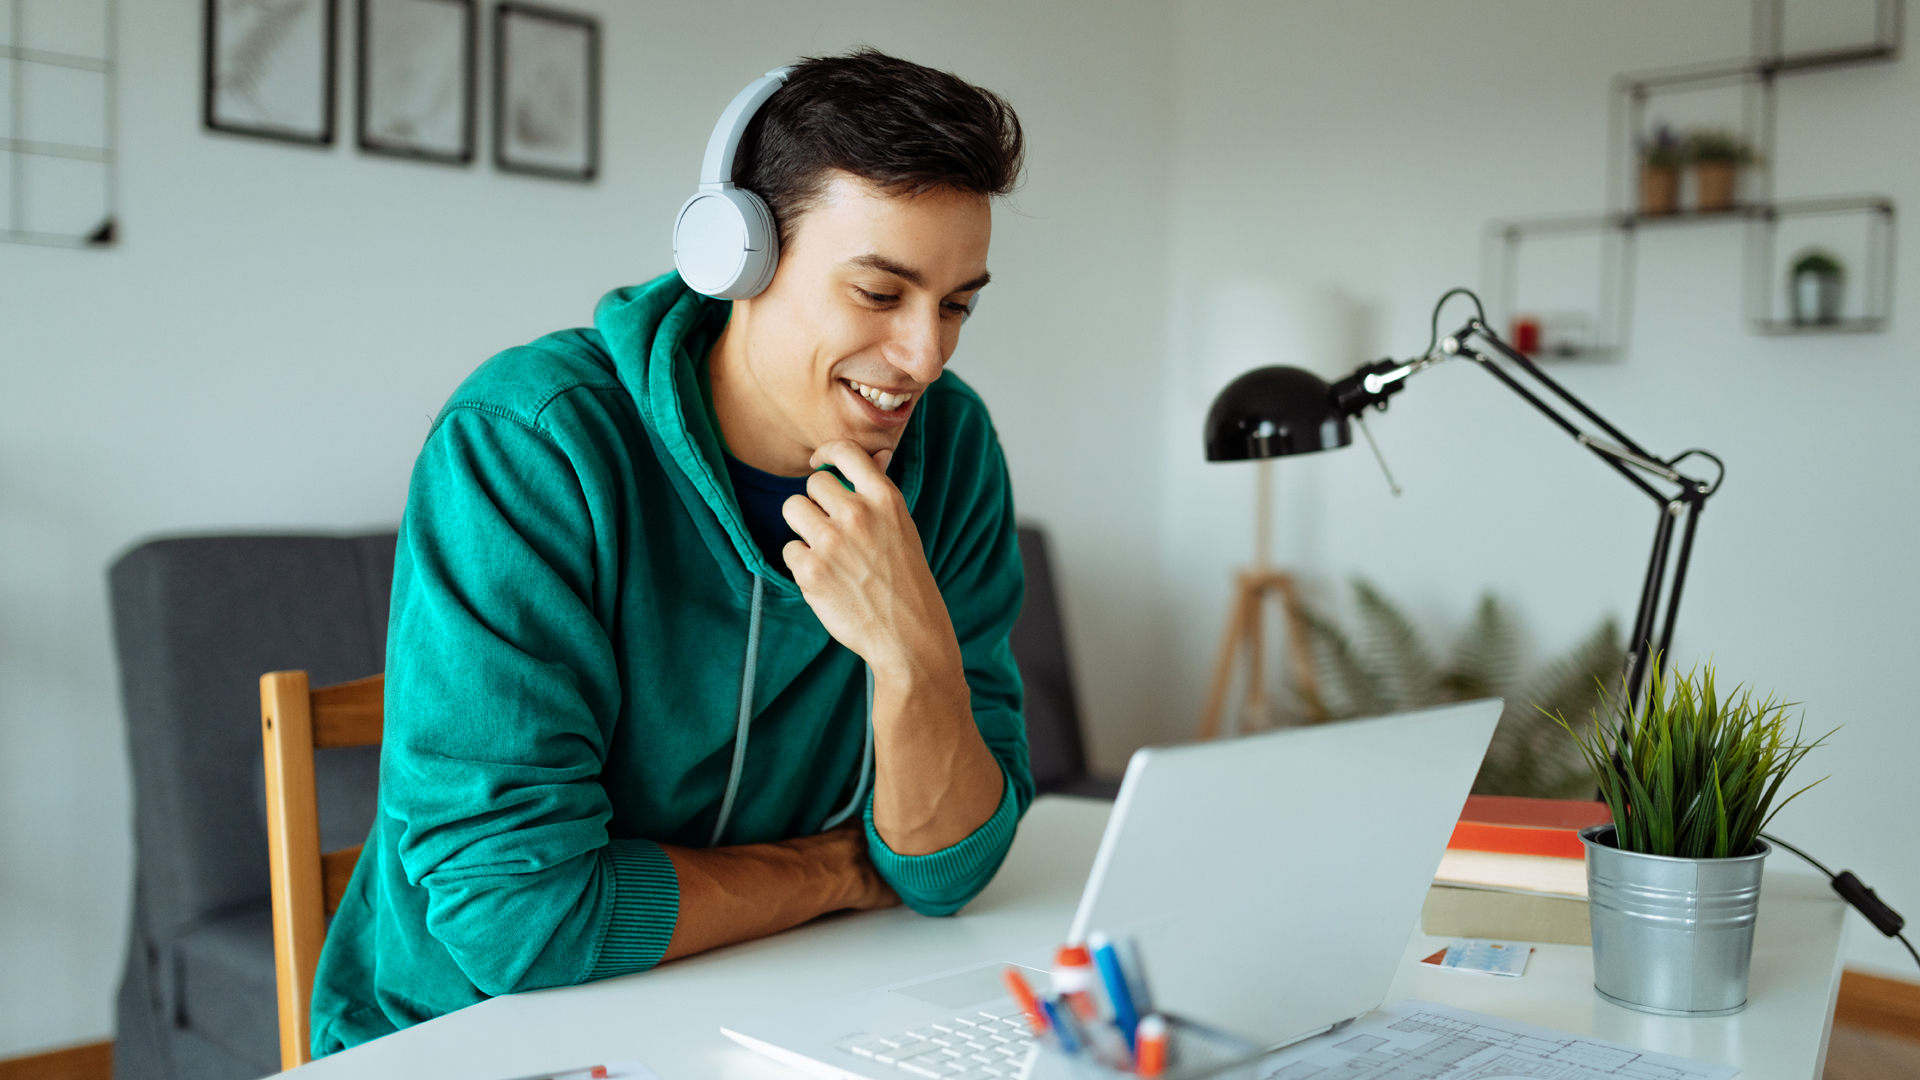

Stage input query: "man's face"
[{"left": 723, "top": 172, "right": 991, "bottom": 469}]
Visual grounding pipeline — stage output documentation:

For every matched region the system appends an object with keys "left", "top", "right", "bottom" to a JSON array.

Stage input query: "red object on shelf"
[
  {"left": 1447, "top": 795, "right": 1612, "bottom": 860},
  {"left": 1511, "top": 317, "right": 1542, "bottom": 354}
]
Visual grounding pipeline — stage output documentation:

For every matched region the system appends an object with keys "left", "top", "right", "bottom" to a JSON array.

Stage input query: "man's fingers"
[
  {"left": 808, "top": 439, "right": 892, "bottom": 496},
  {"left": 871, "top": 447, "right": 894, "bottom": 472},
  {"left": 781, "top": 492, "right": 830, "bottom": 543},
  {"left": 780, "top": 538, "right": 811, "bottom": 574}
]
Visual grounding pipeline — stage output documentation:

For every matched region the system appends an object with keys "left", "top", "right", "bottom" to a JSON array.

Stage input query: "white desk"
[{"left": 287, "top": 796, "right": 1848, "bottom": 1080}]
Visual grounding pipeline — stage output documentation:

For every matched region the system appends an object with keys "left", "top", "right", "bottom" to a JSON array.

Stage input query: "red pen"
[
  {"left": 1003, "top": 967, "right": 1050, "bottom": 1035},
  {"left": 1053, "top": 944, "right": 1102, "bottom": 1021},
  {"left": 1056, "top": 944, "right": 1133, "bottom": 1070},
  {"left": 1135, "top": 1014, "right": 1169, "bottom": 1078}
]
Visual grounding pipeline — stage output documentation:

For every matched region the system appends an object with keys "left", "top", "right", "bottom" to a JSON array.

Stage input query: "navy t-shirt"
[{"left": 724, "top": 454, "right": 810, "bottom": 577}]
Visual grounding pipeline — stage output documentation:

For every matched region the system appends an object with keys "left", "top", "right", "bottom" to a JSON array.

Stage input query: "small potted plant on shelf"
[
  {"left": 1639, "top": 125, "right": 1684, "bottom": 215},
  {"left": 1685, "top": 129, "right": 1756, "bottom": 213},
  {"left": 1558, "top": 662, "right": 1830, "bottom": 1016},
  {"left": 1790, "top": 249, "right": 1846, "bottom": 325}
]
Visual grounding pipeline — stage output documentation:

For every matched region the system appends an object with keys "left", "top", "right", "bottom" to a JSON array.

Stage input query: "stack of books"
[{"left": 1421, "top": 796, "right": 1612, "bottom": 946}]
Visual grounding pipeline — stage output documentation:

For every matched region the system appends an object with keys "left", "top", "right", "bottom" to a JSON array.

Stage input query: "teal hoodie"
[{"left": 310, "top": 273, "right": 1032, "bottom": 1055}]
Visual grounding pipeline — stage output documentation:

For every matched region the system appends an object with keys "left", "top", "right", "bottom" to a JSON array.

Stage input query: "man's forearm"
[
  {"left": 869, "top": 643, "right": 1006, "bottom": 856},
  {"left": 656, "top": 829, "right": 895, "bottom": 961},
  {"left": 778, "top": 438, "right": 1007, "bottom": 859}
]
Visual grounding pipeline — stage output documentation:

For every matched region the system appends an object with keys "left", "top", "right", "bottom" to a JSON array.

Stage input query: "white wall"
[
  {"left": 1160, "top": 0, "right": 1920, "bottom": 979},
  {"left": 9, "top": 0, "right": 1918, "bottom": 1061},
  {"left": 0, "top": 0, "right": 1172, "bottom": 1056}
]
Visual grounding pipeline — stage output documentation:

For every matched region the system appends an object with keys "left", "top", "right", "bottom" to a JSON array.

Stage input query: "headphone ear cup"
[
  {"left": 731, "top": 189, "right": 780, "bottom": 298},
  {"left": 672, "top": 187, "right": 780, "bottom": 300}
]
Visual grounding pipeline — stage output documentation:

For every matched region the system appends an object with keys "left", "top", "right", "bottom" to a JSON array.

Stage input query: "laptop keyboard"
[{"left": 835, "top": 1000, "right": 1036, "bottom": 1079}]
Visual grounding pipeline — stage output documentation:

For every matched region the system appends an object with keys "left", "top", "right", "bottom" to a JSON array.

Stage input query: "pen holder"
[{"left": 1017, "top": 1016, "right": 1268, "bottom": 1080}]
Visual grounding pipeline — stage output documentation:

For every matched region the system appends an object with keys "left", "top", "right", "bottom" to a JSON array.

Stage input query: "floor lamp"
[
  {"left": 1194, "top": 371, "right": 1328, "bottom": 741},
  {"left": 1202, "top": 288, "right": 1724, "bottom": 711}
]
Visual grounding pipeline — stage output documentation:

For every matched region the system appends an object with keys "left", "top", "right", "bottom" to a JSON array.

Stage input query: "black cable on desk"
[{"left": 1761, "top": 832, "right": 1920, "bottom": 972}]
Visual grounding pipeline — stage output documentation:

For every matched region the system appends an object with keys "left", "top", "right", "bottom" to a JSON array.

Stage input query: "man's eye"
[
  {"left": 942, "top": 300, "right": 971, "bottom": 316},
  {"left": 857, "top": 288, "right": 899, "bottom": 304}
]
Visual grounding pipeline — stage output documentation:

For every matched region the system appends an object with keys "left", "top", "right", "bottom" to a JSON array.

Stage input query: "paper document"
[{"left": 1251, "top": 1000, "right": 1738, "bottom": 1080}]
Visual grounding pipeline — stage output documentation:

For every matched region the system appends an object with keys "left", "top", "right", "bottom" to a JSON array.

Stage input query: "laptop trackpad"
[{"left": 889, "top": 963, "right": 1050, "bottom": 1009}]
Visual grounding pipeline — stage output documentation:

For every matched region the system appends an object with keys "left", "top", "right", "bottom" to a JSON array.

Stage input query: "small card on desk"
[
  {"left": 1420, "top": 939, "right": 1533, "bottom": 977},
  {"left": 497, "top": 1062, "right": 658, "bottom": 1080}
]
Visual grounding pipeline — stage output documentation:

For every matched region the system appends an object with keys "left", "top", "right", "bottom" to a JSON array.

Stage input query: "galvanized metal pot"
[{"left": 1580, "top": 824, "right": 1770, "bottom": 1017}]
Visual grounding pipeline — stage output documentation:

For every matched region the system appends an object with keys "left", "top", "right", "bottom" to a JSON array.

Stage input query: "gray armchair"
[
  {"left": 1010, "top": 526, "right": 1118, "bottom": 800},
  {"left": 108, "top": 524, "right": 1106, "bottom": 1077},
  {"left": 112, "top": 534, "right": 394, "bottom": 1079}
]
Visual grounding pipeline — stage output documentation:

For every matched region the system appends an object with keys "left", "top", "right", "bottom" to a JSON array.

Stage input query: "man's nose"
[{"left": 882, "top": 308, "right": 946, "bottom": 383}]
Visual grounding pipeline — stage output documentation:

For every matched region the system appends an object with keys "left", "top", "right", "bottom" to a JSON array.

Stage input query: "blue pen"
[
  {"left": 1040, "top": 997, "right": 1081, "bottom": 1056},
  {"left": 1088, "top": 931, "right": 1140, "bottom": 1049}
]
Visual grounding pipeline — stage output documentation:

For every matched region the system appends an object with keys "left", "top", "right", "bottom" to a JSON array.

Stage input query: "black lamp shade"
[{"left": 1203, "top": 365, "right": 1352, "bottom": 461}]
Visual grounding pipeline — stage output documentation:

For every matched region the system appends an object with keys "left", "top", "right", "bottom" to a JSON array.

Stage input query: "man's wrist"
[{"left": 866, "top": 634, "right": 966, "bottom": 703}]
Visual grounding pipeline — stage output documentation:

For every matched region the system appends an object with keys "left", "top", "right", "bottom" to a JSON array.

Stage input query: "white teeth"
[{"left": 847, "top": 379, "right": 912, "bottom": 411}]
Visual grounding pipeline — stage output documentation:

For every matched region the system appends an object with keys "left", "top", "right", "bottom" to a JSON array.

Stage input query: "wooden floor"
[
  {"left": 1827, "top": 1023, "right": 1920, "bottom": 1080},
  {"left": 0, "top": 1039, "right": 110, "bottom": 1080}
]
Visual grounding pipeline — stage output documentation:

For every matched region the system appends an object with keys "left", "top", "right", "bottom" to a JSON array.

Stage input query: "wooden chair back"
[{"left": 259, "top": 670, "right": 383, "bottom": 1070}]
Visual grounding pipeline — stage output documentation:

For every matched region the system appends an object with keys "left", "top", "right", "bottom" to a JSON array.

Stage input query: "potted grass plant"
[
  {"left": 1558, "top": 662, "right": 1830, "bottom": 1016},
  {"left": 1685, "top": 129, "right": 1756, "bottom": 212}
]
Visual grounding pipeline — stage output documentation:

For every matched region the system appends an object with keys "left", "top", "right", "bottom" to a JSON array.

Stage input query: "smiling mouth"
[{"left": 843, "top": 378, "right": 914, "bottom": 412}]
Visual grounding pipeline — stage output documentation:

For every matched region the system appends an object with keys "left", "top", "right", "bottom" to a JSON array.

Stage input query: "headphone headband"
[
  {"left": 673, "top": 62, "right": 979, "bottom": 318},
  {"left": 698, "top": 67, "right": 792, "bottom": 189}
]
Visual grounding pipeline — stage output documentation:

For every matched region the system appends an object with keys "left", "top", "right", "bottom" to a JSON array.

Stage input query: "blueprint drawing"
[{"left": 1252, "top": 1001, "right": 1739, "bottom": 1080}]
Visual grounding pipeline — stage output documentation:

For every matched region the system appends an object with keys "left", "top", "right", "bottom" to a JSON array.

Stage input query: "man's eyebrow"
[
  {"left": 846, "top": 253, "right": 990, "bottom": 294},
  {"left": 846, "top": 254, "right": 925, "bottom": 287}
]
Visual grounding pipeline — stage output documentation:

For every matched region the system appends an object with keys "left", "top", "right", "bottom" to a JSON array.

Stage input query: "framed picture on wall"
[
  {"left": 205, "top": 0, "right": 338, "bottom": 144},
  {"left": 493, "top": 3, "right": 600, "bottom": 181},
  {"left": 356, "top": 0, "right": 476, "bottom": 164}
]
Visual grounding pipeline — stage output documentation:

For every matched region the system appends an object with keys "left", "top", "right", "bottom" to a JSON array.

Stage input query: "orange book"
[{"left": 1446, "top": 795, "right": 1611, "bottom": 861}]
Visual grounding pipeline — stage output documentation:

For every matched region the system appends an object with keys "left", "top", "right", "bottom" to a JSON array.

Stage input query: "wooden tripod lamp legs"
[{"left": 1196, "top": 570, "right": 1321, "bottom": 739}]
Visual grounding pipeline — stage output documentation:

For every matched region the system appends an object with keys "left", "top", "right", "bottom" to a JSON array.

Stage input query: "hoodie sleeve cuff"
[
  {"left": 588, "top": 839, "right": 680, "bottom": 979},
  {"left": 865, "top": 768, "right": 1020, "bottom": 917}
]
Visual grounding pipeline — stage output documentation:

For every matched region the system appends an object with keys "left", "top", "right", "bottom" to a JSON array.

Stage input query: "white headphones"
[{"left": 672, "top": 67, "right": 981, "bottom": 319}]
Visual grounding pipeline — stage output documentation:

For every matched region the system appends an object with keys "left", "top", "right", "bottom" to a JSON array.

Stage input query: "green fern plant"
[
  {"left": 1290, "top": 578, "right": 1624, "bottom": 801},
  {"left": 1556, "top": 661, "right": 1831, "bottom": 858}
]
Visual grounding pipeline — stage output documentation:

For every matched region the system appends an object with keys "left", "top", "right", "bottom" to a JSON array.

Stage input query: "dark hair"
[{"left": 735, "top": 48, "right": 1025, "bottom": 249}]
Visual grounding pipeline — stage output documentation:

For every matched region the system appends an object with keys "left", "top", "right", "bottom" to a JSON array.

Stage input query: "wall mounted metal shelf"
[
  {"left": 1491, "top": 195, "right": 1895, "bottom": 356},
  {"left": 1, "top": 0, "right": 119, "bottom": 248},
  {"left": 1487, "top": 0, "right": 1901, "bottom": 356}
]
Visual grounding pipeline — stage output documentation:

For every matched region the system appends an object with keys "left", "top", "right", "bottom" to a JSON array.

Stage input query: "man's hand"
[
  {"left": 781, "top": 439, "right": 1005, "bottom": 857},
  {"left": 658, "top": 827, "right": 898, "bottom": 962},
  {"left": 780, "top": 440, "right": 956, "bottom": 683}
]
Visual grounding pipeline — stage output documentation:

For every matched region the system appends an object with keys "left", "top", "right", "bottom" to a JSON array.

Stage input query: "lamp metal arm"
[{"left": 1335, "top": 304, "right": 1725, "bottom": 706}]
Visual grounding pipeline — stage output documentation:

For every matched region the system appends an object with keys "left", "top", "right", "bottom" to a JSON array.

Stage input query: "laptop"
[{"left": 721, "top": 700, "right": 1503, "bottom": 1080}]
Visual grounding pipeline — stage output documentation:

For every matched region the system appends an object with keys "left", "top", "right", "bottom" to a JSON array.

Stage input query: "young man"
[{"left": 310, "top": 50, "right": 1032, "bottom": 1054}]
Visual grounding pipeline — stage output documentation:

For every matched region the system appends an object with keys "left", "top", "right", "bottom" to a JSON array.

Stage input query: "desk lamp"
[{"left": 1204, "top": 288, "right": 1724, "bottom": 707}]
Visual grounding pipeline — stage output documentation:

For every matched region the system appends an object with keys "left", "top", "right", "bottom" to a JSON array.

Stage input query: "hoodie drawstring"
[
  {"left": 708, "top": 575, "right": 764, "bottom": 847},
  {"left": 818, "top": 666, "right": 876, "bottom": 831},
  {"left": 707, "top": 576, "right": 877, "bottom": 847}
]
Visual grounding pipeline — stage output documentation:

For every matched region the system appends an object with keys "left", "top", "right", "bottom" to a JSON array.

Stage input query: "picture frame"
[
  {"left": 356, "top": 0, "right": 476, "bottom": 164},
  {"left": 493, "top": 2, "right": 600, "bottom": 182},
  {"left": 204, "top": 0, "right": 339, "bottom": 145}
]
